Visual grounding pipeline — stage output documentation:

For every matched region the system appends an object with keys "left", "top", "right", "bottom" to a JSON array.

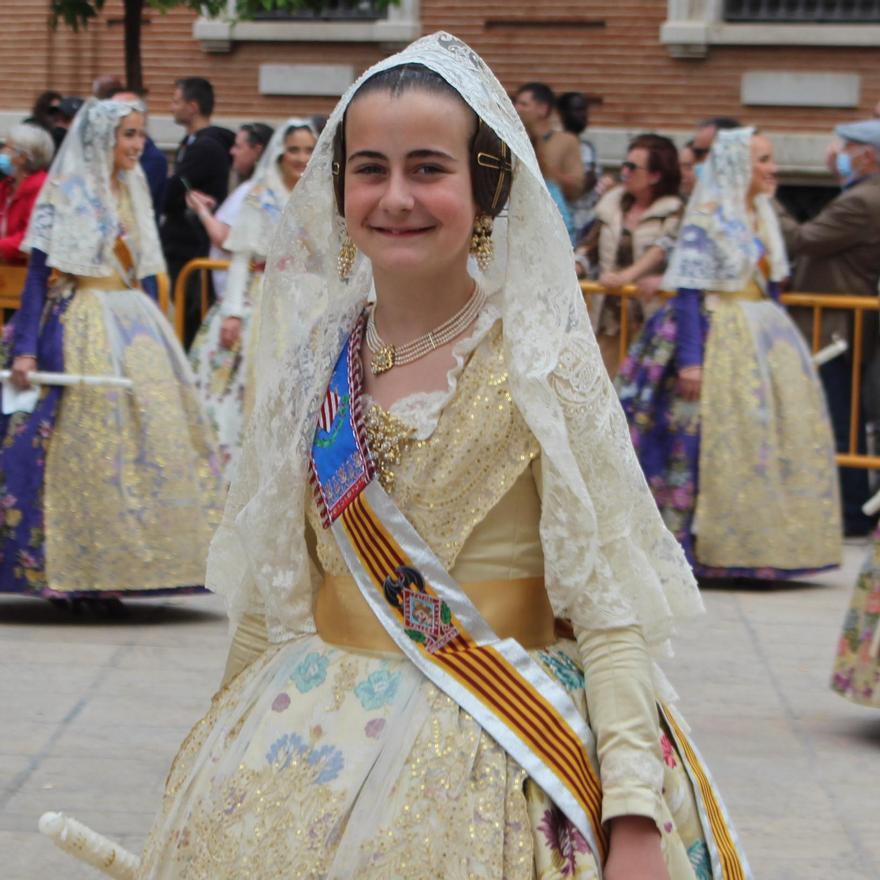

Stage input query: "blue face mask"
[
  {"left": 0, "top": 153, "right": 13, "bottom": 177},
  {"left": 835, "top": 150, "right": 854, "bottom": 183},
  {"left": 693, "top": 162, "right": 705, "bottom": 183}
]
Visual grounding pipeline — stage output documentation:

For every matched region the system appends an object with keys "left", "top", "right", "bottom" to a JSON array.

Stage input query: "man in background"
[
  {"left": 162, "top": 77, "right": 233, "bottom": 346},
  {"left": 778, "top": 120, "right": 880, "bottom": 536},
  {"left": 514, "top": 82, "right": 585, "bottom": 203},
  {"left": 557, "top": 91, "right": 602, "bottom": 238}
]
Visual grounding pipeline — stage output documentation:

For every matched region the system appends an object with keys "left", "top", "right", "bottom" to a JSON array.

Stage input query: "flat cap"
[
  {"left": 58, "top": 96, "right": 84, "bottom": 119},
  {"left": 834, "top": 119, "right": 880, "bottom": 150}
]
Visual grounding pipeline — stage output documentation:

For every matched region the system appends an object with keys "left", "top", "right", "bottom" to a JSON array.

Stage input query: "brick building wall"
[{"left": 0, "top": 1, "right": 878, "bottom": 171}]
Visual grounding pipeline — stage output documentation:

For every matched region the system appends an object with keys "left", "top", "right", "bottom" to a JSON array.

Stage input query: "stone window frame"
[
  {"left": 661, "top": 0, "right": 880, "bottom": 58},
  {"left": 194, "top": 0, "right": 420, "bottom": 53}
]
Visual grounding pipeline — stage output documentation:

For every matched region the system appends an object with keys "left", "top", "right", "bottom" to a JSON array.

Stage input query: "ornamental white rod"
[
  {"left": 811, "top": 336, "right": 848, "bottom": 367},
  {"left": 0, "top": 370, "right": 133, "bottom": 388},
  {"left": 38, "top": 812, "right": 140, "bottom": 879}
]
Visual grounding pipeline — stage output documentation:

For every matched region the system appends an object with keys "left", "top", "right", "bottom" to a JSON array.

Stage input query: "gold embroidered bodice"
[{"left": 307, "top": 323, "right": 544, "bottom": 579}]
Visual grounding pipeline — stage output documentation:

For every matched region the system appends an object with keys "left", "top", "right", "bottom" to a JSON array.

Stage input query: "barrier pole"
[{"left": 171, "top": 258, "right": 231, "bottom": 346}]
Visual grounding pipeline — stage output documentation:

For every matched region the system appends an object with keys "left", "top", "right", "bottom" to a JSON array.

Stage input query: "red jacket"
[{"left": 0, "top": 170, "right": 48, "bottom": 262}]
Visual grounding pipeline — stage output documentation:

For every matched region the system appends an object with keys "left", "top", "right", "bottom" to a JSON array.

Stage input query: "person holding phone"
[{"left": 161, "top": 77, "right": 234, "bottom": 347}]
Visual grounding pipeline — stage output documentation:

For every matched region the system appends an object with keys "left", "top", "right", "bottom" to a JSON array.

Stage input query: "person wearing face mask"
[
  {"left": 777, "top": 120, "right": 880, "bottom": 537},
  {"left": 618, "top": 128, "right": 841, "bottom": 579},
  {"left": 0, "top": 123, "right": 54, "bottom": 263},
  {"left": 0, "top": 99, "right": 224, "bottom": 604}
]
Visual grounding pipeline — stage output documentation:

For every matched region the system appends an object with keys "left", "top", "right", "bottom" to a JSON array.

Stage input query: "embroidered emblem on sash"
[{"left": 383, "top": 565, "right": 459, "bottom": 653}]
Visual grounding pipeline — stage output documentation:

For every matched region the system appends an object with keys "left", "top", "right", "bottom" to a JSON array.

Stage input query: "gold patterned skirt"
[
  {"left": 42, "top": 284, "right": 224, "bottom": 593},
  {"left": 136, "top": 634, "right": 735, "bottom": 879},
  {"left": 694, "top": 296, "right": 841, "bottom": 571}
]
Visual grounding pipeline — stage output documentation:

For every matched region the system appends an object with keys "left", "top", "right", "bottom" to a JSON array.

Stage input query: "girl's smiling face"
[
  {"left": 279, "top": 127, "right": 316, "bottom": 189},
  {"left": 113, "top": 112, "right": 146, "bottom": 174},
  {"left": 343, "top": 89, "right": 478, "bottom": 281}
]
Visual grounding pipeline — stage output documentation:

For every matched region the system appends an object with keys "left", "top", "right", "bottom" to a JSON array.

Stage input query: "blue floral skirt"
[
  {"left": 617, "top": 297, "right": 840, "bottom": 579},
  {"left": 0, "top": 280, "right": 224, "bottom": 596},
  {"left": 136, "top": 634, "right": 741, "bottom": 879}
]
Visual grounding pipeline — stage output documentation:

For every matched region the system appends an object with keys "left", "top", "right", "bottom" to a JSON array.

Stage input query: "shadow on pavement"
[
  {"left": 0, "top": 596, "right": 225, "bottom": 627},
  {"left": 697, "top": 576, "right": 829, "bottom": 592}
]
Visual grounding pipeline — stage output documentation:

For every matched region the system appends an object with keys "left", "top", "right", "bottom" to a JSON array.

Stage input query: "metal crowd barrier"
[
  {"left": 581, "top": 281, "right": 880, "bottom": 470},
  {"left": 171, "top": 258, "right": 231, "bottom": 341},
  {"left": 0, "top": 266, "right": 170, "bottom": 331},
  {"left": 0, "top": 264, "right": 29, "bottom": 330},
  {"left": 5, "top": 261, "right": 878, "bottom": 471}
]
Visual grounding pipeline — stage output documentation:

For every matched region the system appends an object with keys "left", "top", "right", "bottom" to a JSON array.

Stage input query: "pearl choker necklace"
[{"left": 366, "top": 285, "right": 486, "bottom": 375}]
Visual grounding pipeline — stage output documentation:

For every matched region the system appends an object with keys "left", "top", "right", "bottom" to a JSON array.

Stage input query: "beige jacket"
[
  {"left": 595, "top": 186, "right": 683, "bottom": 275},
  {"left": 589, "top": 187, "right": 682, "bottom": 333}
]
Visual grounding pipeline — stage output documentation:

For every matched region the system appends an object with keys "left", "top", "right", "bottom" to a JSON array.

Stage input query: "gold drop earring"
[
  {"left": 470, "top": 214, "right": 494, "bottom": 272},
  {"left": 338, "top": 234, "right": 357, "bottom": 281}
]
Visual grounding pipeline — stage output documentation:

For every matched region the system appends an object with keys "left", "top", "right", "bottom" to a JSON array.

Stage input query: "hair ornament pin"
[{"left": 477, "top": 142, "right": 512, "bottom": 211}]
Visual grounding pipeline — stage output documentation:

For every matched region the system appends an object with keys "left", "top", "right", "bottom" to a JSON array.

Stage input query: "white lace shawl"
[
  {"left": 663, "top": 127, "right": 788, "bottom": 293},
  {"left": 223, "top": 118, "right": 317, "bottom": 259},
  {"left": 207, "top": 32, "right": 704, "bottom": 655},
  {"left": 23, "top": 98, "right": 165, "bottom": 279}
]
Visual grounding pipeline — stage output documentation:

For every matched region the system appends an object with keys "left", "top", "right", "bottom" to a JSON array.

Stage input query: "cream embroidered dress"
[
  {"left": 617, "top": 128, "right": 841, "bottom": 578},
  {"left": 138, "top": 319, "right": 718, "bottom": 879},
  {"left": 0, "top": 99, "right": 224, "bottom": 597},
  {"left": 135, "top": 33, "right": 749, "bottom": 879},
  {"left": 188, "top": 119, "right": 317, "bottom": 483}
]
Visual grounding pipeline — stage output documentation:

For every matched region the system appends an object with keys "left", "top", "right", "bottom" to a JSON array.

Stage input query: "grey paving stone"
[{"left": 1, "top": 543, "right": 877, "bottom": 878}]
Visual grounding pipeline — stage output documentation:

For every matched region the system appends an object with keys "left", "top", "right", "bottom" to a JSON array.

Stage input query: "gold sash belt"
[{"left": 315, "top": 574, "right": 557, "bottom": 653}]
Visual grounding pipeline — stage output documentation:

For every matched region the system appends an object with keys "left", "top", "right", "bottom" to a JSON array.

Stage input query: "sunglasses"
[
  {"left": 691, "top": 146, "right": 710, "bottom": 160},
  {"left": 621, "top": 160, "right": 649, "bottom": 172}
]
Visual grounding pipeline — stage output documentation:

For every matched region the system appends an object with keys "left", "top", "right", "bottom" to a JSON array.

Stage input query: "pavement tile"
[{"left": 2, "top": 555, "right": 877, "bottom": 878}]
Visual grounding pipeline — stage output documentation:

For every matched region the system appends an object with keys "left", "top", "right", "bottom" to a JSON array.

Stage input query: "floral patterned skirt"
[
  {"left": 617, "top": 297, "right": 840, "bottom": 579},
  {"left": 188, "top": 273, "right": 261, "bottom": 485},
  {"left": 832, "top": 532, "right": 880, "bottom": 706},
  {"left": 137, "top": 635, "right": 730, "bottom": 879},
  {"left": 0, "top": 282, "right": 224, "bottom": 596}
]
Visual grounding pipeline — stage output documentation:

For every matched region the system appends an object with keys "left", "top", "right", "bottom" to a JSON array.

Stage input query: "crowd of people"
[{"left": 0, "top": 31, "right": 878, "bottom": 878}]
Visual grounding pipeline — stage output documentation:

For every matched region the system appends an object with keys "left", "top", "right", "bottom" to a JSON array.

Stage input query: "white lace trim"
[{"left": 363, "top": 301, "right": 501, "bottom": 440}]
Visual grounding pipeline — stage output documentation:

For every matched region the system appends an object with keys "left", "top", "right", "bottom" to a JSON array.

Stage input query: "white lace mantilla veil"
[
  {"left": 223, "top": 117, "right": 318, "bottom": 258},
  {"left": 663, "top": 126, "right": 788, "bottom": 293},
  {"left": 207, "top": 31, "right": 703, "bottom": 656},
  {"left": 23, "top": 98, "right": 165, "bottom": 279}
]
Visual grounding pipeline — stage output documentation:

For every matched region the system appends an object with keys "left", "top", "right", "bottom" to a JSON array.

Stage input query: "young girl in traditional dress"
[
  {"left": 187, "top": 120, "right": 318, "bottom": 481},
  {"left": 0, "top": 99, "right": 223, "bottom": 600},
  {"left": 832, "top": 537, "right": 880, "bottom": 707},
  {"left": 136, "top": 35, "right": 751, "bottom": 879},
  {"left": 617, "top": 129, "right": 841, "bottom": 579}
]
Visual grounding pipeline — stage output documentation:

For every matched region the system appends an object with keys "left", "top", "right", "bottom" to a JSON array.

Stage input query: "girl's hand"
[
  {"left": 11, "top": 355, "right": 37, "bottom": 390},
  {"left": 605, "top": 816, "right": 670, "bottom": 880},
  {"left": 185, "top": 190, "right": 216, "bottom": 219},
  {"left": 220, "top": 316, "right": 242, "bottom": 350},
  {"left": 600, "top": 270, "right": 632, "bottom": 290},
  {"left": 677, "top": 365, "right": 702, "bottom": 401}
]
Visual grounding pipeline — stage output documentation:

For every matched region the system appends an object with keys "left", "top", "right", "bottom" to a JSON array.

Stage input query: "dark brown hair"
[
  {"left": 332, "top": 64, "right": 512, "bottom": 218},
  {"left": 627, "top": 133, "right": 681, "bottom": 204}
]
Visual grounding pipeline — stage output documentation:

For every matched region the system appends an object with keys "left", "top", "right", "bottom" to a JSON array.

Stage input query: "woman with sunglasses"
[
  {"left": 580, "top": 134, "right": 683, "bottom": 375},
  {"left": 617, "top": 129, "right": 841, "bottom": 581}
]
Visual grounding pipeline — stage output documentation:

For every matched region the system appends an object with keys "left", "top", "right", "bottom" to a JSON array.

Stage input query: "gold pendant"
[{"left": 370, "top": 345, "right": 395, "bottom": 375}]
